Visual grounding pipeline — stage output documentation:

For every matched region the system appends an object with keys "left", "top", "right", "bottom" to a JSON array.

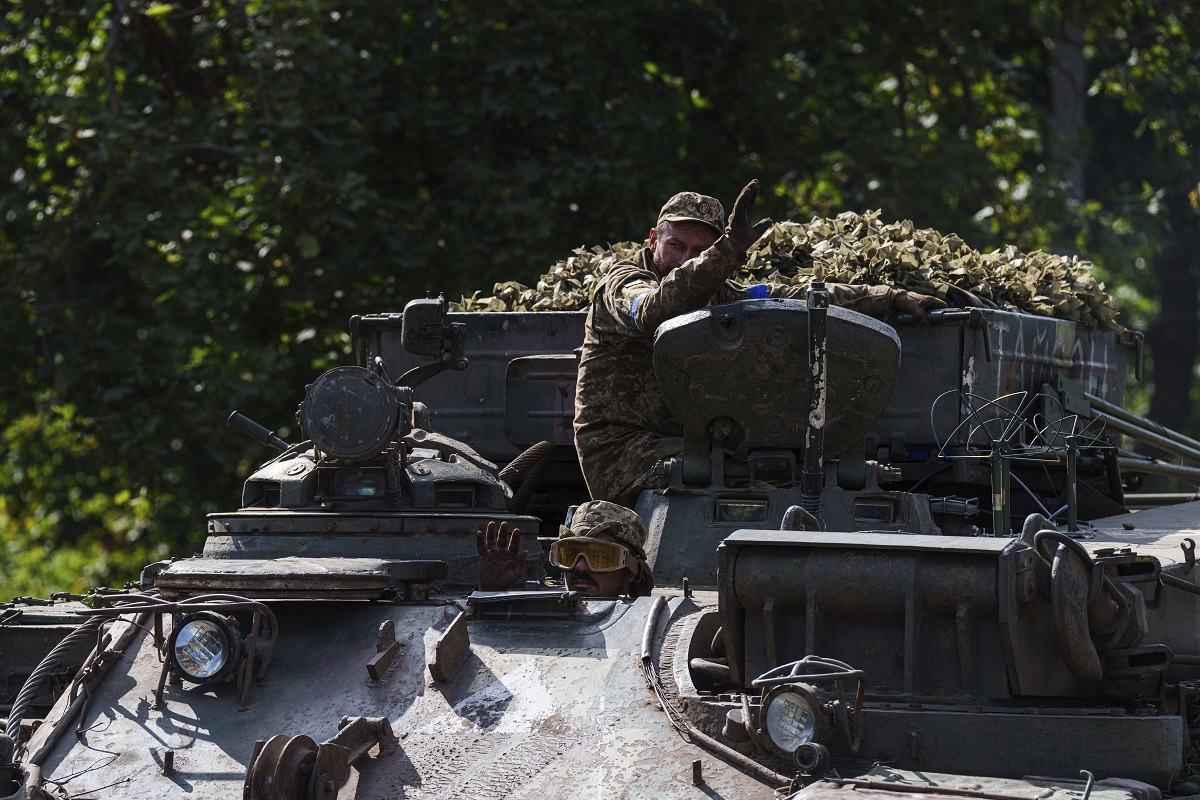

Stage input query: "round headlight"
[
  {"left": 170, "top": 612, "right": 242, "bottom": 684},
  {"left": 763, "top": 689, "right": 817, "bottom": 753},
  {"left": 761, "top": 682, "right": 831, "bottom": 758}
]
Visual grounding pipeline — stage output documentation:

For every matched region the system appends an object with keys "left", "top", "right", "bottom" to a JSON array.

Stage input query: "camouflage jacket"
[{"left": 573, "top": 239, "right": 897, "bottom": 506}]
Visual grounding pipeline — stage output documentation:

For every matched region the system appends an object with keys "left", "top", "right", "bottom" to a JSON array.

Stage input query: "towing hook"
[
  {"left": 244, "top": 716, "right": 394, "bottom": 800},
  {"left": 1182, "top": 539, "right": 1196, "bottom": 574}
]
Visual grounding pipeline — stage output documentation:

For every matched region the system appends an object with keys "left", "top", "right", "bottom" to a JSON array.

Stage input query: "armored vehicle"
[{"left": 4, "top": 290, "right": 1200, "bottom": 800}]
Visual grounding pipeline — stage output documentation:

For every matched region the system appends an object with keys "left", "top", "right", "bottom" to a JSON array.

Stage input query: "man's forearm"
[
  {"left": 770, "top": 282, "right": 896, "bottom": 317},
  {"left": 634, "top": 238, "right": 745, "bottom": 331}
]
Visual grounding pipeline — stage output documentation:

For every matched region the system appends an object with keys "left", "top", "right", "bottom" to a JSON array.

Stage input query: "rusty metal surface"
[
  {"left": 793, "top": 766, "right": 1155, "bottom": 800},
  {"left": 32, "top": 597, "right": 774, "bottom": 799}
]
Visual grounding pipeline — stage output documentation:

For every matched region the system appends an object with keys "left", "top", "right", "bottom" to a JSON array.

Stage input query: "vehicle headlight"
[
  {"left": 761, "top": 683, "right": 830, "bottom": 757},
  {"left": 169, "top": 612, "right": 242, "bottom": 684}
]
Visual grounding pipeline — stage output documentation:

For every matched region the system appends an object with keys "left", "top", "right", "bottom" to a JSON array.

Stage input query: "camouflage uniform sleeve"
[
  {"left": 600, "top": 239, "right": 747, "bottom": 334},
  {"left": 767, "top": 282, "right": 898, "bottom": 318}
]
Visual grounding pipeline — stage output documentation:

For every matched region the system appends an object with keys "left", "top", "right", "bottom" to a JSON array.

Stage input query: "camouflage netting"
[{"left": 452, "top": 210, "right": 1123, "bottom": 332}]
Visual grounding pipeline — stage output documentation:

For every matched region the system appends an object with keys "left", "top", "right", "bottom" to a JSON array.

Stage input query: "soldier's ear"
[{"left": 647, "top": 228, "right": 658, "bottom": 248}]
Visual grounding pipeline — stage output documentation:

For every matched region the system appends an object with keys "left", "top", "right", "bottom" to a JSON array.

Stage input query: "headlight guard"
[
  {"left": 752, "top": 654, "right": 865, "bottom": 763},
  {"left": 760, "top": 682, "right": 831, "bottom": 757},
  {"left": 169, "top": 611, "right": 243, "bottom": 684}
]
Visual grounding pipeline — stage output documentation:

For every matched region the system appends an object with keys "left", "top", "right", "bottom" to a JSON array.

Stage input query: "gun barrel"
[{"left": 228, "top": 411, "right": 290, "bottom": 451}]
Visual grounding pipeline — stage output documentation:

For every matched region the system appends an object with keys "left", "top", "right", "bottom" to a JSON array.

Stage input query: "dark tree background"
[{"left": 2, "top": 0, "right": 1197, "bottom": 595}]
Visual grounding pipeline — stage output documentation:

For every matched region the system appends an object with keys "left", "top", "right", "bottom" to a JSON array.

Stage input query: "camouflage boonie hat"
[
  {"left": 559, "top": 500, "right": 647, "bottom": 556},
  {"left": 657, "top": 191, "right": 725, "bottom": 235}
]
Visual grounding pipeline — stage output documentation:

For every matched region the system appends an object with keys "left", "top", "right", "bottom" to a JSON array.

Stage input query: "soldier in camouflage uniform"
[
  {"left": 574, "top": 179, "right": 946, "bottom": 507},
  {"left": 477, "top": 500, "right": 653, "bottom": 597}
]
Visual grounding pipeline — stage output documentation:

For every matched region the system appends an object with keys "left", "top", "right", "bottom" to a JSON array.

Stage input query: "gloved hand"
[
  {"left": 892, "top": 289, "right": 949, "bottom": 324},
  {"left": 725, "top": 179, "right": 774, "bottom": 254}
]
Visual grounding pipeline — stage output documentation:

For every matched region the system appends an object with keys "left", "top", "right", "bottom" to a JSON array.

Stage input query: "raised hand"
[
  {"left": 725, "top": 179, "right": 774, "bottom": 254},
  {"left": 475, "top": 520, "right": 528, "bottom": 591}
]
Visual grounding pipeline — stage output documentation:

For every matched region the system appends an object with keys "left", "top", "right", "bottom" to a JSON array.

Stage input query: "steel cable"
[
  {"left": 5, "top": 615, "right": 104, "bottom": 740},
  {"left": 1163, "top": 573, "right": 1200, "bottom": 596}
]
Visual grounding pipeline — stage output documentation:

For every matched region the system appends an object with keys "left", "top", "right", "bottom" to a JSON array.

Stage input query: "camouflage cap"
[
  {"left": 559, "top": 500, "right": 647, "bottom": 556},
  {"left": 657, "top": 191, "right": 725, "bottom": 235}
]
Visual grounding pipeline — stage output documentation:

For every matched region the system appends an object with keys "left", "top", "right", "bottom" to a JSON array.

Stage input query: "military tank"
[{"left": 3, "top": 291, "right": 1200, "bottom": 800}]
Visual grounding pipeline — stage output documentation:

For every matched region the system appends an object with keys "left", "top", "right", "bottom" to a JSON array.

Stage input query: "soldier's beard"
[{"left": 650, "top": 251, "right": 672, "bottom": 278}]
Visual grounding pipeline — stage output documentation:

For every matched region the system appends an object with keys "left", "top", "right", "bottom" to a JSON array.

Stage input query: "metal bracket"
[
  {"left": 967, "top": 308, "right": 993, "bottom": 362},
  {"left": 1117, "top": 330, "right": 1145, "bottom": 382},
  {"left": 244, "top": 716, "right": 394, "bottom": 800},
  {"left": 428, "top": 611, "right": 471, "bottom": 683},
  {"left": 366, "top": 620, "right": 403, "bottom": 681}
]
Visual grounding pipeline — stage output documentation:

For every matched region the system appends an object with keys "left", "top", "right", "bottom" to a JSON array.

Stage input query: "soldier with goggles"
[{"left": 476, "top": 500, "right": 654, "bottom": 598}]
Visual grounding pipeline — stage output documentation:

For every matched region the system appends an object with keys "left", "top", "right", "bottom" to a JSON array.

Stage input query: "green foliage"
[
  {"left": 1078, "top": 1, "right": 1200, "bottom": 430},
  {"left": 1, "top": 0, "right": 1196, "bottom": 595},
  {"left": 0, "top": 399, "right": 169, "bottom": 596}
]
